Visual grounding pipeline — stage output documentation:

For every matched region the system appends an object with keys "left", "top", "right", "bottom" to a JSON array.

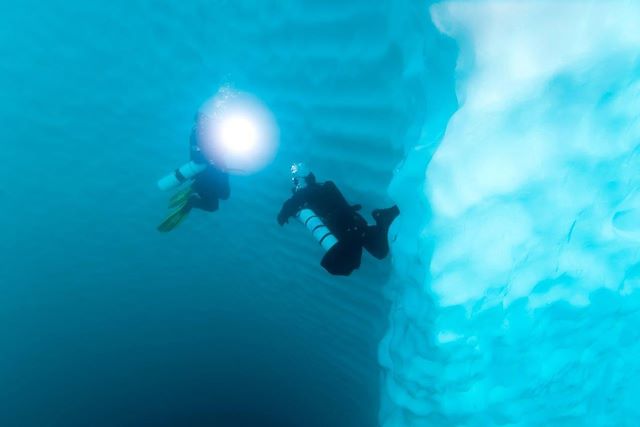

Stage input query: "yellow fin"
[{"left": 157, "top": 204, "right": 192, "bottom": 232}]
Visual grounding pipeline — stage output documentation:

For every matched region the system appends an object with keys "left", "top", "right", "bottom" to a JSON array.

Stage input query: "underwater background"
[
  {"left": 4, "top": 1, "right": 640, "bottom": 426},
  {"left": 2, "top": 1, "right": 410, "bottom": 426}
]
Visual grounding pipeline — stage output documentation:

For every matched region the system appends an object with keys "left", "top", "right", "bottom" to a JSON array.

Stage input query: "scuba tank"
[
  {"left": 157, "top": 161, "right": 207, "bottom": 191},
  {"left": 296, "top": 208, "right": 338, "bottom": 252}
]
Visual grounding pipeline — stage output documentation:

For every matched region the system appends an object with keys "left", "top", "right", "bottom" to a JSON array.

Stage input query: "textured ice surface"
[
  {"left": 5, "top": 0, "right": 640, "bottom": 425},
  {"left": 381, "top": 2, "right": 640, "bottom": 426}
]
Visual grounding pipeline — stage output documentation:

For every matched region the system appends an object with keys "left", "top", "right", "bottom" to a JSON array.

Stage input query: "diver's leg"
[
  {"left": 321, "top": 242, "right": 362, "bottom": 276},
  {"left": 190, "top": 176, "right": 221, "bottom": 212},
  {"left": 364, "top": 205, "right": 400, "bottom": 259},
  {"left": 156, "top": 194, "right": 217, "bottom": 232},
  {"left": 363, "top": 225, "right": 389, "bottom": 259},
  {"left": 372, "top": 205, "right": 400, "bottom": 229},
  {"left": 188, "top": 194, "right": 219, "bottom": 212}
]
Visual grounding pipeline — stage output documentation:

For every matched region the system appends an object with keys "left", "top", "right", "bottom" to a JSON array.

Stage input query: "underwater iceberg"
[
  {"left": 382, "top": 1, "right": 640, "bottom": 426},
  {"left": 4, "top": 0, "right": 640, "bottom": 425}
]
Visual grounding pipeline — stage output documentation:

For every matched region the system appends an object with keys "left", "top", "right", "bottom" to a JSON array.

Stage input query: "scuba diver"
[
  {"left": 157, "top": 114, "right": 230, "bottom": 232},
  {"left": 277, "top": 163, "right": 399, "bottom": 276}
]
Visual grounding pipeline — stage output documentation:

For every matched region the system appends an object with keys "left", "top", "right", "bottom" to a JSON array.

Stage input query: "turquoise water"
[
  {"left": 5, "top": 1, "right": 640, "bottom": 426},
  {"left": 2, "top": 1, "right": 412, "bottom": 425}
]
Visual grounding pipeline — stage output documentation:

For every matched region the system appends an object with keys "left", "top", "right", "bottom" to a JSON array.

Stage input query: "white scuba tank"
[
  {"left": 157, "top": 161, "right": 207, "bottom": 191},
  {"left": 297, "top": 208, "right": 338, "bottom": 252}
]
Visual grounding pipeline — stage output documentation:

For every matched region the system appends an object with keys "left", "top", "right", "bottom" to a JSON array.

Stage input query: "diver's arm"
[{"left": 277, "top": 191, "right": 307, "bottom": 226}]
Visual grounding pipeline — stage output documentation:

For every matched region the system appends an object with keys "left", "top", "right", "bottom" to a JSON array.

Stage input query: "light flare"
[{"left": 197, "top": 88, "right": 279, "bottom": 174}]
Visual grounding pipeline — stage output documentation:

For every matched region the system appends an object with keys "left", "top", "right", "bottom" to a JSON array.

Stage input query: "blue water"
[
  {"left": 1, "top": 1, "right": 409, "bottom": 426},
  {"left": 5, "top": 1, "right": 640, "bottom": 426}
]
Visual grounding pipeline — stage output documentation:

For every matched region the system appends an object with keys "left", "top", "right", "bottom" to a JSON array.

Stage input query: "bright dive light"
[
  {"left": 197, "top": 88, "right": 279, "bottom": 174},
  {"left": 217, "top": 114, "right": 259, "bottom": 155}
]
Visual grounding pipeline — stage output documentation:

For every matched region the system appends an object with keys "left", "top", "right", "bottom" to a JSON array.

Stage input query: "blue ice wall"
[
  {"left": 382, "top": 2, "right": 640, "bottom": 426},
  {"left": 6, "top": 1, "right": 637, "bottom": 426},
  {"left": 1, "top": 1, "right": 412, "bottom": 426}
]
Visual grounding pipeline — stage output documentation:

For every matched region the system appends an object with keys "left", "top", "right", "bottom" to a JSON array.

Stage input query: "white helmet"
[{"left": 291, "top": 162, "right": 311, "bottom": 191}]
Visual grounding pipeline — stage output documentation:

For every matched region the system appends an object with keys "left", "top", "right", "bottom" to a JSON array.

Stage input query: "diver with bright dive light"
[
  {"left": 157, "top": 113, "right": 230, "bottom": 232},
  {"left": 277, "top": 163, "right": 400, "bottom": 276}
]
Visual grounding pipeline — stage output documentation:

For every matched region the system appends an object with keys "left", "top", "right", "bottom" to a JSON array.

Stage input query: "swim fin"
[
  {"left": 157, "top": 203, "right": 192, "bottom": 232},
  {"left": 168, "top": 186, "right": 194, "bottom": 209}
]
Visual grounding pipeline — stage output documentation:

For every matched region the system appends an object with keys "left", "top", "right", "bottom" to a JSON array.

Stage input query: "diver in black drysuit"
[
  {"left": 157, "top": 117, "right": 230, "bottom": 232},
  {"left": 277, "top": 164, "right": 399, "bottom": 276},
  {"left": 187, "top": 126, "right": 230, "bottom": 212}
]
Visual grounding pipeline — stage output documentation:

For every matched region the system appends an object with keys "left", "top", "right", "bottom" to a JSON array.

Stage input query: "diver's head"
[{"left": 291, "top": 162, "right": 314, "bottom": 192}]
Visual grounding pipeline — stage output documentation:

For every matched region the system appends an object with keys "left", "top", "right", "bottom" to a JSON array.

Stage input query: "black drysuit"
[
  {"left": 189, "top": 128, "right": 230, "bottom": 211},
  {"left": 277, "top": 179, "right": 391, "bottom": 276}
]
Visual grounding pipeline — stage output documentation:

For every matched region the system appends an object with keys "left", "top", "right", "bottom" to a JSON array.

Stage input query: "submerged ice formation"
[{"left": 381, "top": 2, "right": 640, "bottom": 425}]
